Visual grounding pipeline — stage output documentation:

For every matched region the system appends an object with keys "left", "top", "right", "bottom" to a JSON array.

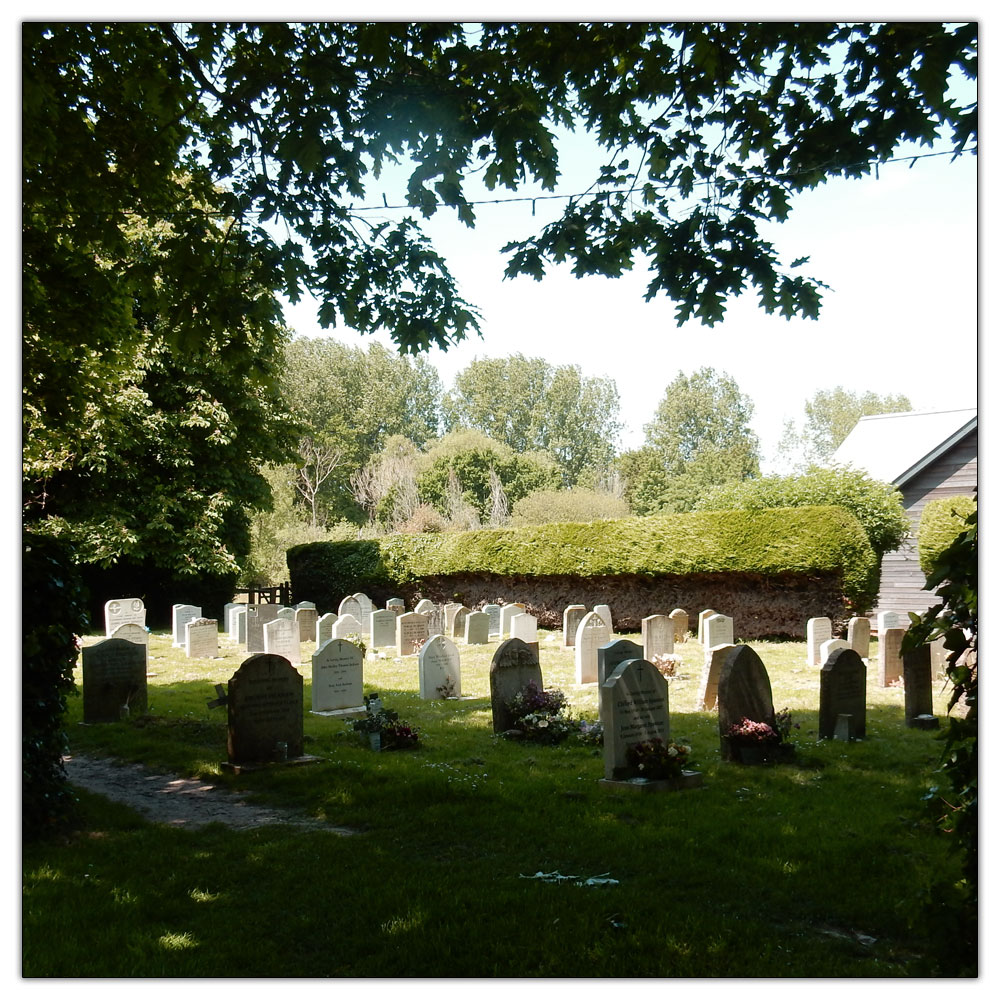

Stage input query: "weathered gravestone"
[
  {"left": 246, "top": 604, "right": 285, "bottom": 653},
  {"left": 451, "top": 606, "right": 471, "bottom": 639},
  {"left": 903, "top": 645, "right": 938, "bottom": 728},
  {"left": 105, "top": 598, "right": 146, "bottom": 637},
  {"left": 276, "top": 606, "right": 296, "bottom": 622},
  {"left": 641, "top": 615, "right": 674, "bottom": 661},
  {"left": 483, "top": 604, "right": 503, "bottom": 637},
  {"left": 226, "top": 654, "right": 304, "bottom": 766},
  {"left": 295, "top": 606, "right": 318, "bottom": 643},
  {"left": 848, "top": 617, "right": 871, "bottom": 659},
  {"left": 338, "top": 595, "right": 363, "bottom": 622},
  {"left": 311, "top": 638, "right": 364, "bottom": 714},
  {"left": 696, "top": 643, "right": 738, "bottom": 711},
  {"left": 717, "top": 645, "right": 776, "bottom": 761},
  {"left": 877, "top": 610, "right": 902, "bottom": 633},
  {"left": 562, "top": 605, "right": 587, "bottom": 647},
  {"left": 397, "top": 611, "right": 430, "bottom": 656},
  {"left": 600, "top": 658, "right": 670, "bottom": 783},
  {"left": 418, "top": 634, "right": 462, "bottom": 699},
  {"left": 819, "top": 638, "right": 850, "bottom": 665},
  {"left": 669, "top": 609, "right": 689, "bottom": 643},
  {"left": 386, "top": 598, "right": 405, "bottom": 615},
  {"left": 464, "top": 610, "right": 490, "bottom": 645},
  {"left": 697, "top": 609, "right": 717, "bottom": 645},
  {"left": 315, "top": 612, "right": 337, "bottom": 646},
  {"left": 597, "top": 639, "right": 643, "bottom": 722},
  {"left": 351, "top": 594, "right": 375, "bottom": 636},
  {"left": 806, "top": 617, "right": 833, "bottom": 666},
  {"left": 879, "top": 627, "right": 906, "bottom": 687},
  {"left": 704, "top": 613, "right": 734, "bottom": 650},
  {"left": 593, "top": 604, "right": 613, "bottom": 632},
  {"left": 223, "top": 603, "right": 239, "bottom": 633},
  {"left": 818, "top": 647, "right": 867, "bottom": 740},
  {"left": 369, "top": 609, "right": 398, "bottom": 649},
  {"left": 186, "top": 618, "right": 219, "bottom": 659},
  {"left": 82, "top": 638, "right": 147, "bottom": 723},
  {"left": 230, "top": 606, "right": 247, "bottom": 645},
  {"left": 510, "top": 612, "right": 538, "bottom": 648},
  {"left": 444, "top": 603, "right": 464, "bottom": 634},
  {"left": 414, "top": 599, "right": 436, "bottom": 615},
  {"left": 489, "top": 638, "right": 542, "bottom": 734},
  {"left": 333, "top": 613, "right": 363, "bottom": 641},
  {"left": 500, "top": 603, "right": 526, "bottom": 638},
  {"left": 295, "top": 601, "right": 316, "bottom": 610},
  {"left": 264, "top": 617, "right": 301, "bottom": 663},
  {"left": 172, "top": 604, "right": 201, "bottom": 647},
  {"left": 426, "top": 604, "right": 448, "bottom": 638},
  {"left": 110, "top": 623, "right": 148, "bottom": 646},
  {"left": 575, "top": 610, "right": 612, "bottom": 684}
]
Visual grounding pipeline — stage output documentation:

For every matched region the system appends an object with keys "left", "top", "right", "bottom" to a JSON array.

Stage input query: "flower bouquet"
[
  {"left": 724, "top": 712, "right": 795, "bottom": 764},
  {"left": 625, "top": 738, "right": 694, "bottom": 780},
  {"left": 352, "top": 693, "right": 420, "bottom": 751},
  {"left": 503, "top": 681, "right": 577, "bottom": 745}
]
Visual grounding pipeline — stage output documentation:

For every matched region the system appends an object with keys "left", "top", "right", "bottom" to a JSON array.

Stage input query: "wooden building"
[{"left": 831, "top": 408, "right": 977, "bottom": 618}]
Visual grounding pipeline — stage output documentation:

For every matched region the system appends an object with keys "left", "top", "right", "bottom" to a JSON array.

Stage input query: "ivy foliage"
[{"left": 287, "top": 504, "right": 877, "bottom": 611}]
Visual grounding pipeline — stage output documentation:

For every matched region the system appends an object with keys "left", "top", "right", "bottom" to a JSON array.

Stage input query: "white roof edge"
[
  {"left": 892, "top": 416, "right": 978, "bottom": 486},
  {"left": 854, "top": 406, "right": 977, "bottom": 423}
]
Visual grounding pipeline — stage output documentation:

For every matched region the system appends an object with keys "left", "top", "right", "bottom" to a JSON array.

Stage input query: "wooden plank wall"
[{"left": 873, "top": 429, "right": 977, "bottom": 619}]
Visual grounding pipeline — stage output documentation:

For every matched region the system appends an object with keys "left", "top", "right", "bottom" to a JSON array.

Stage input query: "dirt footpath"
[{"left": 63, "top": 754, "right": 355, "bottom": 834}]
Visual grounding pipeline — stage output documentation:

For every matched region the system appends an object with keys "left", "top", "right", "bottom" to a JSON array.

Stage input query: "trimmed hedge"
[
  {"left": 288, "top": 505, "right": 877, "bottom": 611},
  {"left": 918, "top": 495, "right": 977, "bottom": 575}
]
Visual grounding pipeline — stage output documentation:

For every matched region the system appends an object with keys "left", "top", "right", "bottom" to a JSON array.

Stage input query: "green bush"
[
  {"left": 510, "top": 488, "right": 631, "bottom": 525},
  {"left": 696, "top": 465, "right": 910, "bottom": 558},
  {"left": 918, "top": 496, "right": 976, "bottom": 575},
  {"left": 288, "top": 505, "right": 878, "bottom": 610}
]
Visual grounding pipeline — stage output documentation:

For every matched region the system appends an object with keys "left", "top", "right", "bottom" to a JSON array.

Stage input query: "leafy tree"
[
  {"left": 778, "top": 387, "right": 913, "bottom": 469},
  {"left": 443, "top": 354, "right": 621, "bottom": 485},
  {"left": 510, "top": 488, "right": 631, "bottom": 526}
]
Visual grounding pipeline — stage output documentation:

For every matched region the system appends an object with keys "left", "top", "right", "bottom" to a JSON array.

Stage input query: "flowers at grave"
[
  {"left": 436, "top": 675, "right": 458, "bottom": 700},
  {"left": 577, "top": 718, "right": 604, "bottom": 747},
  {"left": 625, "top": 738, "right": 694, "bottom": 780},
  {"left": 504, "top": 681, "right": 576, "bottom": 745},
  {"left": 773, "top": 707, "right": 800, "bottom": 742},
  {"left": 650, "top": 653, "right": 682, "bottom": 677},
  {"left": 724, "top": 717, "right": 781, "bottom": 746},
  {"left": 351, "top": 693, "right": 420, "bottom": 750}
]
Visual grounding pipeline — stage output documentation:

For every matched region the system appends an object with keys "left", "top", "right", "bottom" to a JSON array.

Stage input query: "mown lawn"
[{"left": 23, "top": 628, "right": 964, "bottom": 977}]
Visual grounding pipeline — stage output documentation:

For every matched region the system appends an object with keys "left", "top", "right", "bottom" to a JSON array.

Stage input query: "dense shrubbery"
[
  {"left": 288, "top": 505, "right": 877, "bottom": 611},
  {"left": 917, "top": 495, "right": 976, "bottom": 575},
  {"left": 510, "top": 487, "right": 630, "bottom": 525},
  {"left": 696, "top": 465, "right": 910, "bottom": 558}
]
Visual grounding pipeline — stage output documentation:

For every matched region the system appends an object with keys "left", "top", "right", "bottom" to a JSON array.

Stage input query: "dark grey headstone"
[
  {"left": 246, "top": 604, "right": 284, "bottom": 653},
  {"left": 903, "top": 645, "right": 937, "bottom": 727},
  {"left": 227, "top": 654, "right": 303, "bottom": 764},
  {"left": 489, "top": 638, "right": 542, "bottom": 734},
  {"left": 82, "top": 638, "right": 148, "bottom": 723},
  {"left": 819, "top": 647, "right": 867, "bottom": 739},
  {"left": 717, "top": 645, "right": 776, "bottom": 760},
  {"left": 601, "top": 658, "right": 670, "bottom": 781}
]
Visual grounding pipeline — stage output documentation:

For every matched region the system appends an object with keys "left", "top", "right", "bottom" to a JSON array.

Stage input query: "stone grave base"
[
  {"left": 908, "top": 714, "right": 940, "bottom": 730},
  {"left": 598, "top": 770, "right": 704, "bottom": 794},
  {"left": 221, "top": 755, "right": 325, "bottom": 774},
  {"left": 310, "top": 706, "right": 366, "bottom": 718}
]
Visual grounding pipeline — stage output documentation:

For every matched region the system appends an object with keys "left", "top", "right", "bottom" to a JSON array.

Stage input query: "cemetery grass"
[{"left": 23, "top": 632, "right": 962, "bottom": 978}]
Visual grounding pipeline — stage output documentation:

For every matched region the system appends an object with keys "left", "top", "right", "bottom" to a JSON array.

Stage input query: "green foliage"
[
  {"left": 510, "top": 487, "right": 631, "bottom": 526},
  {"left": 442, "top": 355, "right": 622, "bottom": 484},
  {"left": 917, "top": 495, "right": 976, "bottom": 576},
  {"left": 697, "top": 465, "right": 910, "bottom": 560},
  {"left": 22, "top": 533, "right": 89, "bottom": 838},
  {"left": 288, "top": 505, "right": 877, "bottom": 610}
]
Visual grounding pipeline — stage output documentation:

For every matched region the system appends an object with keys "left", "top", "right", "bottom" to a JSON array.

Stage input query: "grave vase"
[{"left": 369, "top": 732, "right": 382, "bottom": 752}]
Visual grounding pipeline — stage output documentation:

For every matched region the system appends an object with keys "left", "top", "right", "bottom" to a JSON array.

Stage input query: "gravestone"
[
  {"left": 315, "top": 612, "right": 337, "bottom": 646},
  {"left": 223, "top": 603, "right": 239, "bottom": 634},
  {"left": 351, "top": 594, "right": 375, "bottom": 636},
  {"left": 264, "top": 616, "right": 301, "bottom": 663},
  {"left": 597, "top": 637, "right": 643, "bottom": 690},
  {"left": 510, "top": 612, "right": 538, "bottom": 646},
  {"left": 414, "top": 599, "right": 436, "bottom": 615},
  {"left": 806, "top": 617, "right": 833, "bottom": 666},
  {"left": 848, "top": 617, "right": 871, "bottom": 659},
  {"left": 696, "top": 643, "right": 738, "bottom": 711},
  {"left": 110, "top": 623, "right": 148, "bottom": 646},
  {"left": 877, "top": 610, "right": 902, "bottom": 633},
  {"left": 82, "top": 638, "right": 148, "bottom": 723},
  {"left": 903, "top": 645, "right": 938, "bottom": 728},
  {"left": 500, "top": 603, "right": 526, "bottom": 638},
  {"left": 879, "top": 627, "right": 906, "bottom": 687},
  {"left": 186, "top": 618, "right": 219, "bottom": 659},
  {"left": 276, "top": 606, "right": 296, "bottom": 622},
  {"left": 669, "top": 609, "right": 689, "bottom": 643},
  {"left": 444, "top": 603, "right": 464, "bottom": 633},
  {"left": 717, "top": 645, "right": 776, "bottom": 761},
  {"left": 333, "top": 613, "right": 363, "bottom": 641},
  {"left": 818, "top": 647, "right": 867, "bottom": 739},
  {"left": 562, "top": 605, "right": 587, "bottom": 647},
  {"left": 641, "top": 615, "right": 674, "bottom": 661},
  {"left": 489, "top": 638, "right": 542, "bottom": 733},
  {"left": 369, "top": 609, "right": 398, "bottom": 649},
  {"left": 600, "top": 658, "right": 670, "bottom": 782},
  {"left": 338, "top": 595, "right": 363, "bottom": 622},
  {"left": 397, "top": 612, "right": 430, "bottom": 656},
  {"left": 593, "top": 604, "right": 613, "bottom": 632},
  {"left": 295, "top": 601, "right": 316, "bottom": 610},
  {"left": 229, "top": 606, "right": 247, "bottom": 645},
  {"left": 172, "top": 604, "right": 201, "bottom": 647},
  {"left": 419, "top": 634, "right": 462, "bottom": 700},
  {"left": 105, "top": 598, "right": 146, "bottom": 637},
  {"left": 819, "top": 638, "right": 850, "bottom": 664},
  {"left": 386, "top": 598, "right": 405, "bottom": 615},
  {"left": 226, "top": 654, "right": 304, "bottom": 765},
  {"left": 426, "top": 604, "right": 447, "bottom": 638},
  {"left": 575, "top": 611, "right": 612, "bottom": 684},
  {"left": 464, "top": 610, "right": 490, "bottom": 645},
  {"left": 311, "top": 638, "right": 364, "bottom": 714},
  {"left": 451, "top": 606, "right": 471, "bottom": 639},
  {"left": 703, "top": 613, "right": 734, "bottom": 650},
  {"left": 295, "top": 606, "right": 318, "bottom": 643},
  {"left": 697, "top": 609, "right": 718, "bottom": 645},
  {"left": 483, "top": 604, "right": 503, "bottom": 637},
  {"left": 246, "top": 604, "right": 285, "bottom": 653}
]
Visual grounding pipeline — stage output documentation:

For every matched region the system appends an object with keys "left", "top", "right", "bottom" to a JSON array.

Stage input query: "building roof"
[{"left": 831, "top": 407, "right": 978, "bottom": 487}]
